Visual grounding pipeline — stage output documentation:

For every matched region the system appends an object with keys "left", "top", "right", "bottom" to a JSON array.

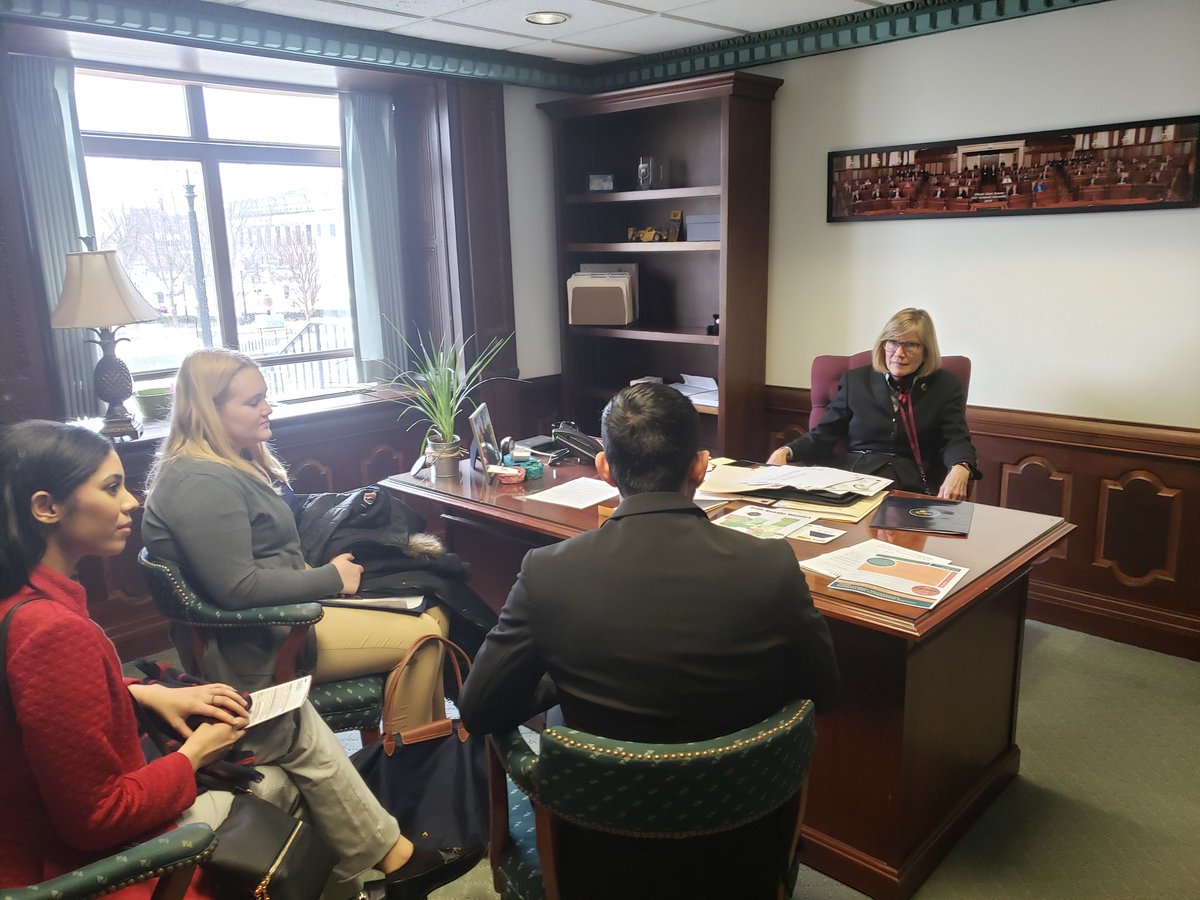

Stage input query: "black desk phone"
[{"left": 551, "top": 422, "right": 603, "bottom": 461}]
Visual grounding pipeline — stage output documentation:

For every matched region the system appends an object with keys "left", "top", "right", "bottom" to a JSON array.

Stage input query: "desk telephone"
[{"left": 551, "top": 422, "right": 603, "bottom": 461}]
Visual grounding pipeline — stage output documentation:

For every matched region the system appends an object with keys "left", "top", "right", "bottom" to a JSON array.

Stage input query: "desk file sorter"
[{"left": 567, "top": 271, "right": 635, "bottom": 325}]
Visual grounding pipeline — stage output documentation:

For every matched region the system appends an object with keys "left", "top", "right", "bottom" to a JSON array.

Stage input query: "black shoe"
[{"left": 383, "top": 845, "right": 485, "bottom": 900}]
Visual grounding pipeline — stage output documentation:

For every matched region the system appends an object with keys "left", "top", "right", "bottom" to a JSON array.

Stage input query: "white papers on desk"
[
  {"left": 522, "top": 477, "right": 618, "bottom": 509},
  {"left": 800, "top": 539, "right": 951, "bottom": 581},
  {"left": 700, "top": 465, "right": 777, "bottom": 494},
  {"left": 746, "top": 466, "right": 892, "bottom": 497},
  {"left": 701, "top": 464, "right": 890, "bottom": 497},
  {"left": 246, "top": 675, "right": 311, "bottom": 728},
  {"left": 692, "top": 491, "right": 729, "bottom": 513}
]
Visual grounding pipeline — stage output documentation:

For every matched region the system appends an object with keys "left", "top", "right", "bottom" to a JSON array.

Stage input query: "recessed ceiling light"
[{"left": 526, "top": 11, "right": 570, "bottom": 26}]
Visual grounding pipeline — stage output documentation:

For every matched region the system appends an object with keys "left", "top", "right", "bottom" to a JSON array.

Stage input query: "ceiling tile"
[
  {"left": 388, "top": 19, "right": 532, "bottom": 50},
  {"left": 509, "top": 40, "right": 635, "bottom": 64},
  {"left": 364, "top": 0, "right": 487, "bottom": 14},
  {"left": 567, "top": 14, "right": 739, "bottom": 55},
  {"left": 240, "top": 0, "right": 419, "bottom": 30},
  {"left": 438, "top": 0, "right": 642, "bottom": 41},
  {"left": 668, "top": 0, "right": 872, "bottom": 32}
]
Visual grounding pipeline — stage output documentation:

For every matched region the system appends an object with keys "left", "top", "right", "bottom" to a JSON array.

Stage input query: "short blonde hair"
[
  {"left": 148, "top": 348, "right": 286, "bottom": 489},
  {"left": 871, "top": 308, "right": 942, "bottom": 378}
]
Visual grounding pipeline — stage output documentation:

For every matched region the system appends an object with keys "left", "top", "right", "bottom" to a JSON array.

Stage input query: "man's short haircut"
[{"left": 601, "top": 382, "right": 700, "bottom": 496}]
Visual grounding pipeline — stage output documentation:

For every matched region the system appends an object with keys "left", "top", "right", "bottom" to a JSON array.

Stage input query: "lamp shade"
[{"left": 51, "top": 250, "right": 160, "bottom": 329}]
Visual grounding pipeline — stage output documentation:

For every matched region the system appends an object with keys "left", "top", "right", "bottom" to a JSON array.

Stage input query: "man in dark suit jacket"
[{"left": 460, "top": 382, "right": 837, "bottom": 899}]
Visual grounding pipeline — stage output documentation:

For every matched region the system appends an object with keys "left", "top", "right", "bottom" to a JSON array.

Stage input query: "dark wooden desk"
[{"left": 386, "top": 462, "right": 1073, "bottom": 899}]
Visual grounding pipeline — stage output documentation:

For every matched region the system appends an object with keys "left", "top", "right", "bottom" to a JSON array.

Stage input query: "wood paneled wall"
[{"left": 767, "top": 385, "right": 1200, "bottom": 661}]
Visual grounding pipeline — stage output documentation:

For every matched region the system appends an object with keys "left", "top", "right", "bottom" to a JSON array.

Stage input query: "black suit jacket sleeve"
[
  {"left": 459, "top": 556, "right": 557, "bottom": 735},
  {"left": 932, "top": 375, "right": 978, "bottom": 475},
  {"left": 782, "top": 556, "right": 840, "bottom": 712}
]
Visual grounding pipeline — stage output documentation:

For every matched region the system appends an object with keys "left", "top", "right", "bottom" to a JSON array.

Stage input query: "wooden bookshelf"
[{"left": 540, "top": 72, "right": 782, "bottom": 459}]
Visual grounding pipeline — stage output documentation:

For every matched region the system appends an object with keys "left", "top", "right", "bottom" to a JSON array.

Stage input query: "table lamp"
[{"left": 51, "top": 249, "right": 160, "bottom": 439}]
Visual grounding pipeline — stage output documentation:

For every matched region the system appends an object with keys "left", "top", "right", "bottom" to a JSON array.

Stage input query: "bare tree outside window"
[
  {"left": 226, "top": 197, "right": 274, "bottom": 320},
  {"left": 98, "top": 201, "right": 193, "bottom": 317},
  {"left": 270, "top": 225, "right": 322, "bottom": 319}
]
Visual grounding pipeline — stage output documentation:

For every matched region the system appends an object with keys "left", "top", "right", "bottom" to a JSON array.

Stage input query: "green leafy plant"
[{"left": 388, "top": 331, "right": 514, "bottom": 445}]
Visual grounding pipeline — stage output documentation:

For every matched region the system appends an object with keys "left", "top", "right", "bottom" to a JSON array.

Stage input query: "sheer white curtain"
[
  {"left": 341, "top": 91, "right": 407, "bottom": 381},
  {"left": 6, "top": 55, "right": 98, "bottom": 418}
]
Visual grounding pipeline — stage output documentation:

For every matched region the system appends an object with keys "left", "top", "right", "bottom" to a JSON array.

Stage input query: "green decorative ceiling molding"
[{"left": 0, "top": 0, "right": 1116, "bottom": 93}]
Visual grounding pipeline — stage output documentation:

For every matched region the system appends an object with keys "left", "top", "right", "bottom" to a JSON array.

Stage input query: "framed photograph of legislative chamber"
[{"left": 827, "top": 115, "right": 1199, "bottom": 222}]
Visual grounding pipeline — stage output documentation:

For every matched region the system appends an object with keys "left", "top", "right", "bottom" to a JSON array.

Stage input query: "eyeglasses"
[{"left": 884, "top": 340, "right": 923, "bottom": 354}]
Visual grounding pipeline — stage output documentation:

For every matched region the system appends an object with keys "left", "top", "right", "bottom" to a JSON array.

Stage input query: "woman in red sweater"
[
  {"left": 0, "top": 421, "right": 481, "bottom": 900},
  {"left": 0, "top": 421, "right": 248, "bottom": 897}
]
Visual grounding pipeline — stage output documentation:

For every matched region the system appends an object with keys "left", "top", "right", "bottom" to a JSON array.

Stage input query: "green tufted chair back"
[
  {"left": 137, "top": 550, "right": 384, "bottom": 738},
  {"left": 490, "top": 699, "right": 817, "bottom": 899}
]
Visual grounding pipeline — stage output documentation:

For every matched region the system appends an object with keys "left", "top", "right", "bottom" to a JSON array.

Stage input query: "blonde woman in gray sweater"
[{"left": 143, "top": 349, "right": 479, "bottom": 898}]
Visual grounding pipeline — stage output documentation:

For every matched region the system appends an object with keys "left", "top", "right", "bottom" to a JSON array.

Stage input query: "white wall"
[
  {"left": 503, "top": 85, "right": 565, "bottom": 379},
  {"left": 756, "top": 0, "right": 1200, "bottom": 428},
  {"left": 504, "top": 0, "right": 1200, "bottom": 427}
]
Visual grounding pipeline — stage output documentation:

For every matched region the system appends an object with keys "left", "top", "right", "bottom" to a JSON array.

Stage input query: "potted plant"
[{"left": 389, "top": 331, "right": 513, "bottom": 478}]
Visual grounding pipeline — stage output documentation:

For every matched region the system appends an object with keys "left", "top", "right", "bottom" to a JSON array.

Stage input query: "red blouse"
[{"left": 0, "top": 565, "right": 202, "bottom": 897}]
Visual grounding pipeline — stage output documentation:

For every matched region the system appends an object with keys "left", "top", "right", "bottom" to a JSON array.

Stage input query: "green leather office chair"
[
  {"left": 2, "top": 822, "right": 216, "bottom": 900},
  {"left": 487, "top": 699, "right": 817, "bottom": 900},
  {"left": 137, "top": 550, "right": 384, "bottom": 740}
]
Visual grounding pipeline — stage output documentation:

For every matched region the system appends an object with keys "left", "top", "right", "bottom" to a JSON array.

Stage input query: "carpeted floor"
[
  {"left": 132, "top": 620, "right": 1200, "bottom": 898},
  {"left": 423, "top": 621, "right": 1200, "bottom": 899}
]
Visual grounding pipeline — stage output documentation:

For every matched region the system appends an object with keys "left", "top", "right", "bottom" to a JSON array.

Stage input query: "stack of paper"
[
  {"left": 801, "top": 538, "right": 951, "bottom": 579},
  {"left": 801, "top": 539, "right": 969, "bottom": 609},
  {"left": 742, "top": 465, "right": 891, "bottom": 496},
  {"left": 774, "top": 491, "right": 887, "bottom": 523},
  {"left": 668, "top": 374, "right": 719, "bottom": 410},
  {"left": 700, "top": 464, "right": 890, "bottom": 499}
]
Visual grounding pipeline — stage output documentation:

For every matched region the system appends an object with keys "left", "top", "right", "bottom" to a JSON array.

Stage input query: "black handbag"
[
  {"left": 129, "top": 671, "right": 338, "bottom": 900},
  {"left": 351, "top": 635, "right": 489, "bottom": 849},
  {"left": 206, "top": 790, "right": 338, "bottom": 900}
]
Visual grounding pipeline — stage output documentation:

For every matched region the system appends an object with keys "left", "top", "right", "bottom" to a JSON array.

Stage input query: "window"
[{"left": 76, "top": 70, "right": 356, "bottom": 398}]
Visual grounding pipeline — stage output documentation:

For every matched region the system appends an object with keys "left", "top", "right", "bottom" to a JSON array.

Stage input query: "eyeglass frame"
[{"left": 883, "top": 339, "right": 923, "bottom": 354}]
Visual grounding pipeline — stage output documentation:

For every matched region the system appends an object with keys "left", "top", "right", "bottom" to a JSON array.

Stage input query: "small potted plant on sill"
[{"left": 389, "top": 331, "right": 514, "bottom": 479}]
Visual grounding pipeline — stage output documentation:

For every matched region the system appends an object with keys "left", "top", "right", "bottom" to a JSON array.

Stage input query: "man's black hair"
[{"left": 600, "top": 382, "right": 700, "bottom": 496}]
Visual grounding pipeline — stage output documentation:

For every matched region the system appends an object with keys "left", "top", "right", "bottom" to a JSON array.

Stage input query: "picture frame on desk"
[
  {"left": 468, "top": 403, "right": 501, "bottom": 472},
  {"left": 828, "top": 114, "right": 1200, "bottom": 222}
]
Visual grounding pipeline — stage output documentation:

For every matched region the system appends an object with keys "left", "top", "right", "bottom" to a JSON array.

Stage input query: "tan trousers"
[
  {"left": 313, "top": 604, "right": 449, "bottom": 733},
  {"left": 179, "top": 702, "right": 400, "bottom": 896}
]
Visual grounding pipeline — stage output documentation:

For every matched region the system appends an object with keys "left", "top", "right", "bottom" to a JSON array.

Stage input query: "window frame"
[{"left": 77, "top": 71, "right": 355, "bottom": 382}]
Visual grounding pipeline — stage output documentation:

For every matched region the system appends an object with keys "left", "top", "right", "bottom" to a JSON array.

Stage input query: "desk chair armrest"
[
  {"left": 491, "top": 728, "right": 541, "bottom": 795},
  {"left": 138, "top": 550, "right": 324, "bottom": 627},
  {"left": 5, "top": 822, "right": 217, "bottom": 899}
]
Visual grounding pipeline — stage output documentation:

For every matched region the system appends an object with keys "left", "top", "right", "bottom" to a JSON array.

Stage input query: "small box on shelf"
[{"left": 685, "top": 214, "right": 720, "bottom": 241}]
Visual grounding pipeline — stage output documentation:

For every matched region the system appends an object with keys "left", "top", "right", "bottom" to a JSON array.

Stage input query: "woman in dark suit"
[{"left": 767, "top": 308, "right": 979, "bottom": 499}]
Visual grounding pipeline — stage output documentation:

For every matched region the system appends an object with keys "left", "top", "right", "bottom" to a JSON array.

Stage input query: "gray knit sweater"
[{"left": 142, "top": 456, "right": 341, "bottom": 695}]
